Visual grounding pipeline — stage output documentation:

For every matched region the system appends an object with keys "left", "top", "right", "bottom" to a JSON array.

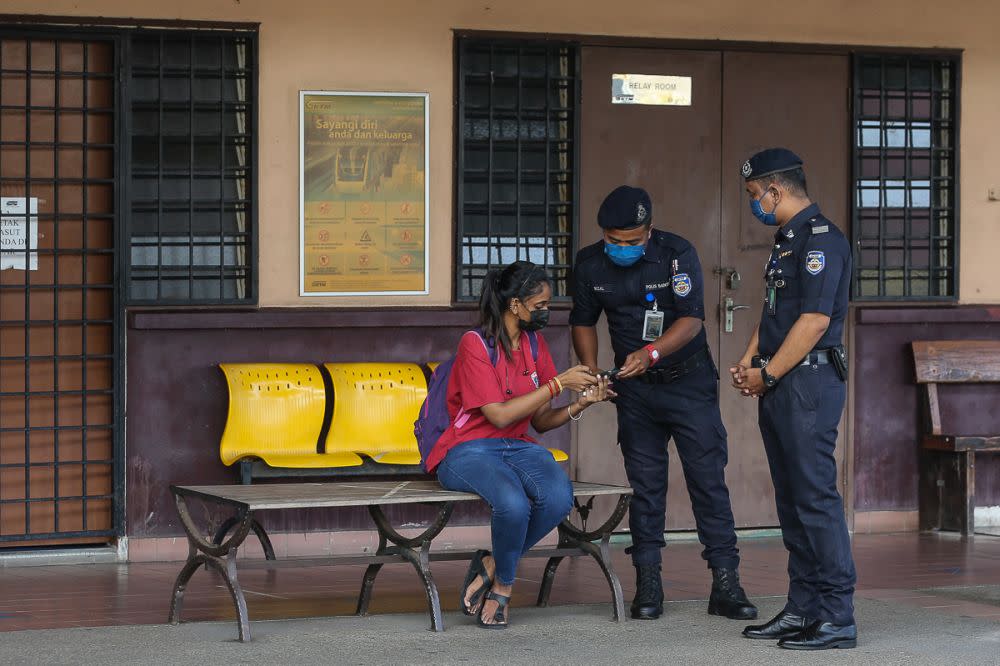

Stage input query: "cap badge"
[
  {"left": 741, "top": 161, "right": 753, "bottom": 178},
  {"left": 636, "top": 202, "right": 648, "bottom": 222}
]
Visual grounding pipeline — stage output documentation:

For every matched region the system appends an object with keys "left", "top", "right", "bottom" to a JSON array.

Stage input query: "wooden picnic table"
[{"left": 168, "top": 480, "right": 632, "bottom": 641}]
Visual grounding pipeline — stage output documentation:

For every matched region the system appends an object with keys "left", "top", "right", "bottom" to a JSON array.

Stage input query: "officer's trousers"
[
  {"left": 759, "top": 362, "right": 856, "bottom": 625},
  {"left": 614, "top": 362, "right": 740, "bottom": 570}
]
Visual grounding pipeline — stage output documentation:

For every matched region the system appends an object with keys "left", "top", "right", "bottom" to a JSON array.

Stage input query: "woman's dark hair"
[{"left": 479, "top": 260, "right": 551, "bottom": 360}]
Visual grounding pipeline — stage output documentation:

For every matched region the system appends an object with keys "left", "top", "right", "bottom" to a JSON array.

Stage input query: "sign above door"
[{"left": 611, "top": 73, "right": 692, "bottom": 106}]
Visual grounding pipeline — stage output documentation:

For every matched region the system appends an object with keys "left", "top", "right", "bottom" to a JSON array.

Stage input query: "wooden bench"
[
  {"left": 168, "top": 480, "right": 632, "bottom": 641},
  {"left": 913, "top": 340, "right": 1000, "bottom": 536}
]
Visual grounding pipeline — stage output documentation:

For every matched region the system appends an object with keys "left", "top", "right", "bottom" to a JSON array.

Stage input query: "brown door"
[
  {"left": 575, "top": 47, "right": 722, "bottom": 529},
  {"left": 719, "top": 51, "right": 849, "bottom": 527},
  {"left": 575, "top": 46, "right": 849, "bottom": 529},
  {"left": 0, "top": 37, "right": 117, "bottom": 546}
]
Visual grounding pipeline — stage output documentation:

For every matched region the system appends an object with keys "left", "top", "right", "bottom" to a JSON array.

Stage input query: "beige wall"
[{"left": 12, "top": 0, "right": 1000, "bottom": 304}]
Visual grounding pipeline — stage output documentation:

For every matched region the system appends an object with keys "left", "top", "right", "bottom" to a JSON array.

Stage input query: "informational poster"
[
  {"left": 299, "top": 91, "right": 428, "bottom": 296},
  {"left": 611, "top": 74, "right": 692, "bottom": 106},
  {"left": 0, "top": 197, "right": 38, "bottom": 271}
]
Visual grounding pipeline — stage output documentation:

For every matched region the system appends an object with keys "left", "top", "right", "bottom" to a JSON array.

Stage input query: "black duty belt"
[
  {"left": 753, "top": 348, "right": 834, "bottom": 368},
  {"left": 638, "top": 346, "right": 712, "bottom": 384}
]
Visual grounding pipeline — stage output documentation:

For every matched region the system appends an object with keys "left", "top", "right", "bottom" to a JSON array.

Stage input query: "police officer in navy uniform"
[
  {"left": 730, "top": 149, "right": 858, "bottom": 650},
  {"left": 570, "top": 185, "right": 757, "bottom": 622}
]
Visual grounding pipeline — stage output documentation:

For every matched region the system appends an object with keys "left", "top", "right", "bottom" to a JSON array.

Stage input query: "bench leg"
[
  {"left": 170, "top": 492, "right": 255, "bottom": 642},
  {"left": 213, "top": 516, "right": 275, "bottom": 561},
  {"left": 553, "top": 493, "right": 631, "bottom": 622},
  {"left": 367, "top": 502, "right": 455, "bottom": 632},
  {"left": 536, "top": 548, "right": 566, "bottom": 608},
  {"left": 356, "top": 534, "right": 389, "bottom": 617},
  {"left": 920, "top": 450, "right": 975, "bottom": 536}
]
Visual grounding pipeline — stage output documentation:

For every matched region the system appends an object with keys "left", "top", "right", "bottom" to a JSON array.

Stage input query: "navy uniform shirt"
[
  {"left": 570, "top": 229, "right": 707, "bottom": 367},
  {"left": 757, "top": 203, "right": 852, "bottom": 357}
]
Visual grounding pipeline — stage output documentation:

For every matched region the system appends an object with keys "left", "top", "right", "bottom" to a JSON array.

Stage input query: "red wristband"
[{"left": 645, "top": 344, "right": 661, "bottom": 366}]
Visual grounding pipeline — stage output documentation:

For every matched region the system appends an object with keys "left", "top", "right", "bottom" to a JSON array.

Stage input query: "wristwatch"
[
  {"left": 761, "top": 367, "right": 778, "bottom": 389},
  {"left": 644, "top": 344, "right": 660, "bottom": 366}
]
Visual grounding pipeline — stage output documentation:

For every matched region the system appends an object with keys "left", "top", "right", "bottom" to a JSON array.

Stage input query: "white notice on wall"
[
  {"left": 611, "top": 74, "right": 692, "bottom": 106},
  {"left": 0, "top": 197, "right": 39, "bottom": 271}
]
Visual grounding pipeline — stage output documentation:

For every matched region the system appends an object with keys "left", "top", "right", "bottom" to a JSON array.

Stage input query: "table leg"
[
  {"left": 550, "top": 493, "right": 631, "bottom": 621},
  {"left": 169, "top": 491, "right": 255, "bottom": 641},
  {"left": 368, "top": 502, "right": 454, "bottom": 632}
]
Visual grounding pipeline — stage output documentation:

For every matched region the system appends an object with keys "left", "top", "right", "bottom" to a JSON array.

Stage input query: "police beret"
[
  {"left": 741, "top": 148, "right": 803, "bottom": 181},
  {"left": 598, "top": 185, "right": 652, "bottom": 229}
]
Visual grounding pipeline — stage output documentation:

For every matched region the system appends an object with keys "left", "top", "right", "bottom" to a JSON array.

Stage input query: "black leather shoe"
[
  {"left": 778, "top": 620, "right": 857, "bottom": 650},
  {"left": 707, "top": 568, "right": 758, "bottom": 620},
  {"left": 742, "top": 610, "right": 813, "bottom": 640},
  {"left": 630, "top": 564, "right": 663, "bottom": 620}
]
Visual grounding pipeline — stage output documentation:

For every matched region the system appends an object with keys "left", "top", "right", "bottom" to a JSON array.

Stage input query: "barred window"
[
  {"left": 456, "top": 39, "right": 578, "bottom": 301},
  {"left": 852, "top": 54, "right": 958, "bottom": 300},
  {"left": 126, "top": 32, "right": 255, "bottom": 304}
]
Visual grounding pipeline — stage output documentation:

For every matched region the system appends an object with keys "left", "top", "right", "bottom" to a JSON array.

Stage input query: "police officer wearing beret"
[
  {"left": 730, "top": 149, "right": 857, "bottom": 650},
  {"left": 570, "top": 185, "right": 757, "bottom": 622}
]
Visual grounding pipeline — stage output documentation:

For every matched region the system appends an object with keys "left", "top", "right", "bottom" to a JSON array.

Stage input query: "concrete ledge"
[
  {"left": 0, "top": 546, "right": 121, "bottom": 568},
  {"left": 854, "top": 510, "right": 919, "bottom": 534}
]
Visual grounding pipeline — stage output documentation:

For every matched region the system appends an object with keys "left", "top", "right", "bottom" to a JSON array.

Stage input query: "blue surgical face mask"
[
  {"left": 750, "top": 188, "right": 779, "bottom": 226},
  {"left": 604, "top": 241, "right": 646, "bottom": 267}
]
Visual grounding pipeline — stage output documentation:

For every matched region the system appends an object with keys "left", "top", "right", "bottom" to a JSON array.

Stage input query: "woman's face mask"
[{"left": 518, "top": 308, "right": 550, "bottom": 331}]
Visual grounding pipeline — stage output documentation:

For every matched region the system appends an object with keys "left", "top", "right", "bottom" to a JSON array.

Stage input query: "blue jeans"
[{"left": 436, "top": 438, "right": 574, "bottom": 585}]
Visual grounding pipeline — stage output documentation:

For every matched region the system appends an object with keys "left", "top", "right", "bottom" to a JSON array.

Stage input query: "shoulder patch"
[
  {"left": 805, "top": 250, "right": 825, "bottom": 275},
  {"left": 672, "top": 273, "right": 692, "bottom": 297},
  {"left": 811, "top": 225, "right": 829, "bottom": 234}
]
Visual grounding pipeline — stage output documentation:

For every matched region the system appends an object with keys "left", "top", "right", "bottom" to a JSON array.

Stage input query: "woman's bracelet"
[
  {"left": 546, "top": 380, "right": 557, "bottom": 399},
  {"left": 553, "top": 376, "right": 564, "bottom": 394},
  {"left": 567, "top": 405, "right": 583, "bottom": 421}
]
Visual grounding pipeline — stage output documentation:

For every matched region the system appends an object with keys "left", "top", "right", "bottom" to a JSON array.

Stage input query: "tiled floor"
[{"left": 1, "top": 532, "right": 1000, "bottom": 633}]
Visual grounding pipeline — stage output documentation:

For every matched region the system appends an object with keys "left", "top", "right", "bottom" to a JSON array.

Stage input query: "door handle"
[{"left": 723, "top": 297, "right": 750, "bottom": 333}]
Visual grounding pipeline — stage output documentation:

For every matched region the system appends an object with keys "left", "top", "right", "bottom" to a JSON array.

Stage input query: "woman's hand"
[
  {"left": 576, "top": 375, "right": 616, "bottom": 407},
  {"left": 557, "top": 365, "right": 598, "bottom": 393}
]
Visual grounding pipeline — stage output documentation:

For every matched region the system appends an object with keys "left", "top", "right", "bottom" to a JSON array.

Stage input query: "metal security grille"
[
  {"left": 125, "top": 33, "right": 255, "bottom": 304},
  {"left": 0, "top": 37, "right": 118, "bottom": 543},
  {"left": 852, "top": 54, "right": 959, "bottom": 300},
  {"left": 456, "top": 39, "right": 578, "bottom": 300}
]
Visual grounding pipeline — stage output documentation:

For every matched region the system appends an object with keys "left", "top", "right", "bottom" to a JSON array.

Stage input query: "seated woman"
[{"left": 423, "top": 260, "right": 613, "bottom": 629}]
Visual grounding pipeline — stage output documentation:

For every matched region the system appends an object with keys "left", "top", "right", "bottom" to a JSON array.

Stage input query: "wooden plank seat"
[
  {"left": 913, "top": 340, "right": 1000, "bottom": 535},
  {"left": 168, "top": 480, "right": 633, "bottom": 641}
]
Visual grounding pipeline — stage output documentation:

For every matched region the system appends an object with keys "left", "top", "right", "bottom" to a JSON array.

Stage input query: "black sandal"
[
  {"left": 460, "top": 549, "right": 493, "bottom": 616},
  {"left": 477, "top": 591, "right": 510, "bottom": 630}
]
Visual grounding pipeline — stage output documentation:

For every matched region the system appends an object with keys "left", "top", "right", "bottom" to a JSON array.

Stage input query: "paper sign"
[
  {"left": 0, "top": 197, "right": 38, "bottom": 271},
  {"left": 300, "top": 92, "right": 428, "bottom": 296},
  {"left": 612, "top": 74, "right": 692, "bottom": 106}
]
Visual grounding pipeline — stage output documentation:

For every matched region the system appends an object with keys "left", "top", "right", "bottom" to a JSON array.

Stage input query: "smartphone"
[{"left": 599, "top": 368, "right": 621, "bottom": 380}]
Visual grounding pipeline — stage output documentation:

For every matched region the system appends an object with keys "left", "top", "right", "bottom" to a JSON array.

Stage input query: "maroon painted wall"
[
  {"left": 125, "top": 309, "right": 573, "bottom": 538},
  {"left": 853, "top": 306, "right": 1000, "bottom": 511}
]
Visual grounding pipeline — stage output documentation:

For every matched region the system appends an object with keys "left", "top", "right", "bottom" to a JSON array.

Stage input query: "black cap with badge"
[
  {"left": 741, "top": 148, "right": 803, "bottom": 181},
  {"left": 598, "top": 185, "right": 652, "bottom": 229}
]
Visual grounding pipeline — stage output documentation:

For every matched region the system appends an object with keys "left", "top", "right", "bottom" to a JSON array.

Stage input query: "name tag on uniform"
[{"left": 642, "top": 309, "right": 665, "bottom": 341}]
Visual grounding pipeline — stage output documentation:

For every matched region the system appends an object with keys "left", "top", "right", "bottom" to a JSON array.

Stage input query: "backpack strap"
[
  {"left": 465, "top": 329, "right": 500, "bottom": 366},
  {"left": 526, "top": 330, "right": 539, "bottom": 362}
]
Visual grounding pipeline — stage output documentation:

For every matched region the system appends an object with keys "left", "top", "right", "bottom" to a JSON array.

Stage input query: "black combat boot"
[
  {"left": 630, "top": 564, "right": 664, "bottom": 620},
  {"left": 707, "top": 567, "right": 758, "bottom": 620}
]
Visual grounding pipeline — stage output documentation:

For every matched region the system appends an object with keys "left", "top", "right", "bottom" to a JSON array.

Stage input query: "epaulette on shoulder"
[{"left": 576, "top": 241, "right": 604, "bottom": 262}]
